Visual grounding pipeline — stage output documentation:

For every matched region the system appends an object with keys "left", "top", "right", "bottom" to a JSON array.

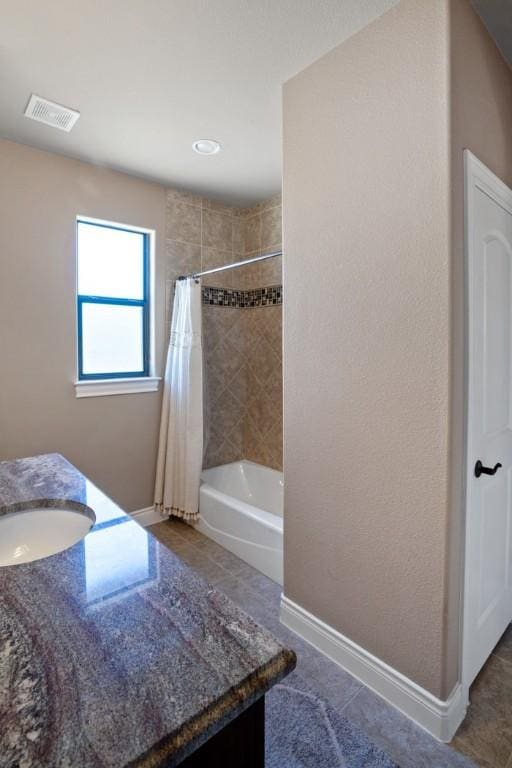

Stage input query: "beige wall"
[
  {"left": 0, "top": 138, "right": 167, "bottom": 511},
  {"left": 283, "top": 0, "right": 512, "bottom": 699},
  {"left": 446, "top": 0, "right": 512, "bottom": 691},
  {"left": 0, "top": 141, "right": 283, "bottom": 509},
  {"left": 283, "top": 0, "right": 453, "bottom": 697}
]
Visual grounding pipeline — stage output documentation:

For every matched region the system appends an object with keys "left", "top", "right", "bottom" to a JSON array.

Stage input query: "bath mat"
[{"left": 265, "top": 678, "right": 398, "bottom": 768}]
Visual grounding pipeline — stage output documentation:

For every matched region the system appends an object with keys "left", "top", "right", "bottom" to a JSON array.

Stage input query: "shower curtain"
[{"left": 154, "top": 278, "right": 203, "bottom": 521}]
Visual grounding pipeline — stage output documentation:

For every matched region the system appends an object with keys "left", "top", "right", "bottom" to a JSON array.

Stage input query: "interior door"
[
  {"left": 463, "top": 151, "right": 512, "bottom": 686},
  {"left": 464, "top": 150, "right": 512, "bottom": 687}
]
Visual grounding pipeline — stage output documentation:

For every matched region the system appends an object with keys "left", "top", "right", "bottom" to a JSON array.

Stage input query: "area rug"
[{"left": 265, "top": 678, "right": 399, "bottom": 768}]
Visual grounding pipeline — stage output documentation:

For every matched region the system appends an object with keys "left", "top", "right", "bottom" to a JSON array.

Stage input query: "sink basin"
[{"left": 0, "top": 507, "right": 93, "bottom": 566}]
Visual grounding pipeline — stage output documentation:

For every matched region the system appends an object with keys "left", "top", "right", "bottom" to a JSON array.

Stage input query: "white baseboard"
[
  {"left": 280, "top": 595, "right": 467, "bottom": 742},
  {"left": 130, "top": 506, "right": 162, "bottom": 527}
]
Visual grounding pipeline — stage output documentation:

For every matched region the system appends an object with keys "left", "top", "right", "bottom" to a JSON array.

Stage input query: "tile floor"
[
  {"left": 451, "top": 625, "right": 512, "bottom": 768},
  {"left": 149, "top": 519, "right": 487, "bottom": 768}
]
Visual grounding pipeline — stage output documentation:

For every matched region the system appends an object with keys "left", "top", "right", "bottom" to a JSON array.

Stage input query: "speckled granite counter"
[{"left": 0, "top": 454, "right": 295, "bottom": 768}]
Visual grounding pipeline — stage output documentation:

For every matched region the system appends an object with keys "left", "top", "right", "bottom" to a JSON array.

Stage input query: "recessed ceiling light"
[{"left": 192, "top": 139, "right": 221, "bottom": 155}]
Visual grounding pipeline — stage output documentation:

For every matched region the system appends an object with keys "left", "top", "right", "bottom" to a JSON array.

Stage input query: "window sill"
[{"left": 75, "top": 377, "right": 161, "bottom": 398}]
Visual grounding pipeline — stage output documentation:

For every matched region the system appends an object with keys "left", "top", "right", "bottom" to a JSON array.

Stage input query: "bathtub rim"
[
  {"left": 201, "top": 458, "right": 284, "bottom": 481},
  {"left": 199, "top": 483, "right": 282, "bottom": 535}
]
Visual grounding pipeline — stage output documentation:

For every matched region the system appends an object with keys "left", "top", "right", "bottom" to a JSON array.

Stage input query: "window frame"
[{"left": 76, "top": 218, "right": 151, "bottom": 382}]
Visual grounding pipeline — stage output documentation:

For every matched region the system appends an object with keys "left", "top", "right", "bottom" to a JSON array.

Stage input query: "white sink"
[{"left": 0, "top": 507, "right": 93, "bottom": 566}]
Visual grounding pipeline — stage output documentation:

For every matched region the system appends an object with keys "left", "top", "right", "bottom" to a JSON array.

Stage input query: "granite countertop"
[{"left": 0, "top": 454, "right": 295, "bottom": 768}]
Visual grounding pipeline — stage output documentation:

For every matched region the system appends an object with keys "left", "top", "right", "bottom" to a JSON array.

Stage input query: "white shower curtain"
[{"left": 154, "top": 278, "right": 203, "bottom": 521}]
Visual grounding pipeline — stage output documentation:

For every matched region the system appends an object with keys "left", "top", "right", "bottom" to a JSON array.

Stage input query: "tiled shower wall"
[{"left": 165, "top": 189, "right": 282, "bottom": 471}]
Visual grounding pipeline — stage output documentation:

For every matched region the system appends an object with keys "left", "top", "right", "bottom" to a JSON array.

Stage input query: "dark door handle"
[{"left": 474, "top": 460, "right": 502, "bottom": 478}]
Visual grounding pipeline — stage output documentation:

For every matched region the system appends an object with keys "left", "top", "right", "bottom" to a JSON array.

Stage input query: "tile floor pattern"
[
  {"left": 451, "top": 625, "right": 512, "bottom": 768},
  {"left": 149, "top": 519, "right": 482, "bottom": 768}
]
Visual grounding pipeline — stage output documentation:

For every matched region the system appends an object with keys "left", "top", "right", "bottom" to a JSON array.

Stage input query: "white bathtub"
[{"left": 196, "top": 460, "right": 283, "bottom": 584}]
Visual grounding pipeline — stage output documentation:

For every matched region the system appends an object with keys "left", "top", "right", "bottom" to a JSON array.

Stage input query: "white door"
[{"left": 464, "top": 150, "right": 512, "bottom": 687}]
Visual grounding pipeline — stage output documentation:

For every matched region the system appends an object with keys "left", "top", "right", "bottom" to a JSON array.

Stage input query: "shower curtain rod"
[{"left": 176, "top": 250, "right": 282, "bottom": 281}]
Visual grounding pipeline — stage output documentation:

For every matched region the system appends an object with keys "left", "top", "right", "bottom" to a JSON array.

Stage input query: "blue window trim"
[{"left": 77, "top": 220, "right": 150, "bottom": 381}]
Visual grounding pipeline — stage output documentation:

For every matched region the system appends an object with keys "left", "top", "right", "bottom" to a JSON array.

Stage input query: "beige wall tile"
[
  {"left": 201, "top": 247, "right": 235, "bottom": 288},
  {"left": 261, "top": 205, "right": 282, "bottom": 251},
  {"left": 233, "top": 218, "right": 245, "bottom": 253},
  {"left": 167, "top": 239, "right": 201, "bottom": 277},
  {"left": 167, "top": 198, "right": 202, "bottom": 243},
  {"left": 262, "top": 192, "right": 282, "bottom": 211},
  {"left": 166, "top": 188, "right": 203, "bottom": 208},
  {"left": 181, "top": 191, "right": 284, "bottom": 472},
  {"left": 202, "top": 209, "right": 233, "bottom": 251},
  {"left": 238, "top": 262, "right": 262, "bottom": 290},
  {"left": 244, "top": 215, "right": 261, "bottom": 253},
  {"left": 203, "top": 199, "right": 235, "bottom": 215},
  {"left": 258, "top": 255, "right": 282, "bottom": 286}
]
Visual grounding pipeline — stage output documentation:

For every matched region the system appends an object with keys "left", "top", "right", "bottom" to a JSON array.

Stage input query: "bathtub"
[{"left": 196, "top": 460, "right": 283, "bottom": 584}]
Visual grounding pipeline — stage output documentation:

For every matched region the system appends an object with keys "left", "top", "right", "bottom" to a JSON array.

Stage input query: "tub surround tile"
[
  {"left": 202, "top": 286, "right": 246, "bottom": 308},
  {"left": 205, "top": 366, "right": 231, "bottom": 406},
  {"left": 247, "top": 336, "right": 281, "bottom": 388},
  {"left": 202, "top": 209, "right": 233, "bottom": 251},
  {"left": 201, "top": 285, "right": 282, "bottom": 308},
  {"left": 166, "top": 239, "right": 202, "bottom": 277},
  {"left": 238, "top": 260, "right": 262, "bottom": 290},
  {"left": 166, "top": 188, "right": 204, "bottom": 208},
  {"left": 165, "top": 239, "right": 202, "bottom": 327},
  {"left": 202, "top": 198, "right": 235, "bottom": 215},
  {"left": 244, "top": 215, "right": 262, "bottom": 253},
  {"left": 201, "top": 247, "right": 236, "bottom": 288},
  {"left": 261, "top": 206, "right": 282, "bottom": 251},
  {"left": 262, "top": 192, "right": 282, "bottom": 211},
  {"left": 233, "top": 219, "right": 245, "bottom": 254},
  {"left": 166, "top": 198, "right": 202, "bottom": 244},
  {"left": 0, "top": 454, "right": 295, "bottom": 768},
  {"left": 224, "top": 315, "right": 249, "bottom": 356},
  {"left": 247, "top": 388, "right": 280, "bottom": 439},
  {"left": 212, "top": 389, "right": 245, "bottom": 435},
  {"left": 210, "top": 336, "right": 246, "bottom": 381},
  {"left": 258, "top": 254, "right": 283, "bottom": 286},
  {"left": 164, "top": 189, "right": 283, "bottom": 471}
]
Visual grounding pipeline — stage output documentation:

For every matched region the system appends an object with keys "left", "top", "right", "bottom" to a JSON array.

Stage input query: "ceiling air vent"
[{"left": 24, "top": 94, "right": 80, "bottom": 132}]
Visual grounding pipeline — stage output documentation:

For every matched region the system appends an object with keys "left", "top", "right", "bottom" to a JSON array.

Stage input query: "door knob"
[{"left": 474, "top": 460, "right": 502, "bottom": 478}]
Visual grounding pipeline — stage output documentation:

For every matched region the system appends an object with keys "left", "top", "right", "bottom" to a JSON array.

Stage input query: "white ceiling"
[
  {"left": 471, "top": 0, "right": 512, "bottom": 71},
  {"left": 0, "top": 0, "right": 397, "bottom": 206}
]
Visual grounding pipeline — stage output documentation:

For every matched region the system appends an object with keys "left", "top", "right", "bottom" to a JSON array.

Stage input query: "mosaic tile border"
[{"left": 202, "top": 285, "right": 282, "bottom": 308}]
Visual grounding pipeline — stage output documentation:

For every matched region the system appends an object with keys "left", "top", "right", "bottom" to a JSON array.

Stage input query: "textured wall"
[
  {"left": 0, "top": 144, "right": 283, "bottom": 510},
  {"left": 283, "top": 0, "right": 453, "bottom": 698},
  {"left": 445, "top": 0, "right": 512, "bottom": 694},
  {"left": 0, "top": 139, "right": 167, "bottom": 512}
]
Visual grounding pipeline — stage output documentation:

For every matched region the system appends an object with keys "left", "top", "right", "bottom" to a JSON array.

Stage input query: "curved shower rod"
[{"left": 176, "top": 250, "right": 282, "bottom": 282}]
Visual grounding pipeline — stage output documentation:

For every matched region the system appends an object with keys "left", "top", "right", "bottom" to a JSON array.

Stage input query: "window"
[{"left": 76, "top": 218, "right": 158, "bottom": 397}]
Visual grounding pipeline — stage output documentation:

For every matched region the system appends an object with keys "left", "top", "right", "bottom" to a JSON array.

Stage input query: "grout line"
[
  {"left": 460, "top": 742, "right": 510, "bottom": 768},
  {"left": 492, "top": 650, "right": 512, "bottom": 668},
  {"left": 170, "top": 530, "right": 248, "bottom": 581},
  {"left": 338, "top": 684, "right": 364, "bottom": 713},
  {"left": 166, "top": 236, "right": 203, "bottom": 248}
]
